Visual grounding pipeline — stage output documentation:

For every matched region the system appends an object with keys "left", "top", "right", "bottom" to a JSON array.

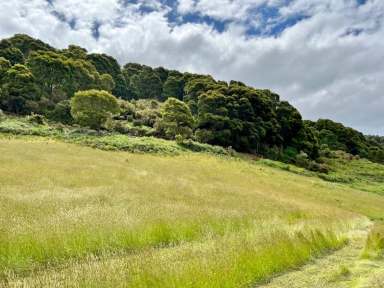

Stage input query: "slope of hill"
[
  {"left": 1, "top": 34, "right": 383, "bottom": 166},
  {"left": 1, "top": 34, "right": 384, "bottom": 288},
  {"left": 0, "top": 134, "right": 383, "bottom": 287}
]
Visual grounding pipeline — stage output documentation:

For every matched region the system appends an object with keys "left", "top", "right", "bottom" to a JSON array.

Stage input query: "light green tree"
[
  {"left": 155, "top": 97, "right": 194, "bottom": 139},
  {"left": 71, "top": 89, "right": 119, "bottom": 129}
]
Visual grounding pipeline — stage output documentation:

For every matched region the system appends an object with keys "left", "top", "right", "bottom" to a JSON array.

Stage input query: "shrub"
[
  {"left": 71, "top": 89, "right": 119, "bottom": 130},
  {"left": 119, "top": 100, "right": 136, "bottom": 119},
  {"left": 27, "top": 113, "right": 46, "bottom": 125},
  {"left": 282, "top": 146, "right": 298, "bottom": 162},
  {"left": 48, "top": 100, "right": 73, "bottom": 124},
  {"left": 308, "top": 161, "right": 330, "bottom": 174},
  {"left": 295, "top": 151, "right": 310, "bottom": 168},
  {"left": 133, "top": 119, "right": 144, "bottom": 127},
  {"left": 155, "top": 97, "right": 194, "bottom": 140}
]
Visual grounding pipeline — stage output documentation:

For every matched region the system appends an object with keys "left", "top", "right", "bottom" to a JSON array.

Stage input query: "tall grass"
[
  {"left": 1, "top": 137, "right": 384, "bottom": 286},
  {"left": 125, "top": 230, "right": 346, "bottom": 288},
  {"left": 0, "top": 217, "right": 258, "bottom": 275},
  {"left": 362, "top": 223, "right": 384, "bottom": 259}
]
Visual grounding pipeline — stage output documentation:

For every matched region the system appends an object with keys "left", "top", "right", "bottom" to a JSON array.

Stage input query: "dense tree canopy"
[
  {"left": 0, "top": 64, "right": 38, "bottom": 114},
  {"left": 0, "top": 33, "right": 383, "bottom": 165}
]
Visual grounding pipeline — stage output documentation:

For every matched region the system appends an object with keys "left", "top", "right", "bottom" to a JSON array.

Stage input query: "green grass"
[
  {"left": 1, "top": 122, "right": 384, "bottom": 286},
  {"left": 256, "top": 154, "right": 384, "bottom": 197},
  {"left": 362, "top": 223, "right": 384, "bottom": 259},
  {"left": 321, "top": 154, "right": 384, "bottom": 195}
]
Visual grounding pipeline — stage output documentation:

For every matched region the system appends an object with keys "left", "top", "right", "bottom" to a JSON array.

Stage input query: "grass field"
[{"left": 1, "top": 136, "right": 384, "bottom": 287}]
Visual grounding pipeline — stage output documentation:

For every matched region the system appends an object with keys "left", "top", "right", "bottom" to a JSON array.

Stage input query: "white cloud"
[{"left": 0, "top": 0, "right": 383, "bottom": 134}]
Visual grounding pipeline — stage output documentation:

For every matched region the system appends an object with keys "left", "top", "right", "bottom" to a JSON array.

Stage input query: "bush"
[
  {"left": 119, "top": 100, "right": 136, "bottom": 119},
  {"left": 155, "top": 98, "right": 194, "bottom": 140},
  {"left": 308, "top": 161, "right": 330, "bottom": 174},
  {"left": 48, "top": 100, "right": 73, "bottom": 124},
  {"left": 133, "top": 119, "right": 144, "bottom": 127},
  {"left": 282, "top": 146, "right": 298, "bottom": 162},
  {"left": 71, "top": 89, "right": 119, "bottom": 130},
  {"left": 177, "top": 138, "right": 228, "bottom": 155},
  {"left": 295, "top": 151, "right": 310, "bottom": 168},
  {"left": 27, "top": 113, "right": 46, "bottom": 125}
]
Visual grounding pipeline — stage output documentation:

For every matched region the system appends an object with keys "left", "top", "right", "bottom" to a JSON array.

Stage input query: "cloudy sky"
[{"left": 0, "top": 0, "right": 383, "bottom": 134}]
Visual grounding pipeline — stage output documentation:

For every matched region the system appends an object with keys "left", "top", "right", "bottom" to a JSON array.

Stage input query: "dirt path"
[{"left": 257, "top": 220, "right": 384, "bottom": 288}]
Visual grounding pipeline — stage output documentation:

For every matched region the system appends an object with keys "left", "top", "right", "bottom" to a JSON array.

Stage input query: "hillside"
[
  {"left": 1, "top": 34, "right": 384, "bottom": 288},
  {"left": 0, "top": 132, "right": 383, "bottom": 287},
  {"left": 0, "top": 34, "right": 383, "bottom": 168}
]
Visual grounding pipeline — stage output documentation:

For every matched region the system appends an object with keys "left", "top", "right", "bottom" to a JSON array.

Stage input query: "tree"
[
  {"left": 195, "top": 90, "right": 232, "bottom": 146},
  {"left": 155, "top": 97, "right": 194, "bottom": 139},
  {"left": 48, "top": 100, "right": 73, "bottom": 124},
  {"left": 27, "top": 51, "right": 70, "bottom": 97},
  {"left": 99, "top": 74, "right": 115, "bottom": 92},
  {"left": 0, "top": 64, "right": 38, "bottom": 114},
  {"left": 4, "top": 34, "right": 54, "bottom": 57},
  {"left": 87, "top": 53, "right": 130, "bottom": 98},
  {"left": 62, "top": 45, "right": 87, "bottom": 59},
  {"left": 0, "top": 47, "right": 24, "bottom": 65},
  {"left": 276, "top": 101, "right": 303, "bottom": 145},
  {"left": 161, "top": 76, "right": 184, "bottom": 100},
  {"left": 130, "top": 68, "right": 163, "bottom": 99},
  {"left": 28, "top": 51, "right": 103, "bottom": 100},
  {"left": 70, "top": 89, "right": 119, "bottom": 129},
  {"left": 0, "top": 57, "right": 11, "bottom": 81}
]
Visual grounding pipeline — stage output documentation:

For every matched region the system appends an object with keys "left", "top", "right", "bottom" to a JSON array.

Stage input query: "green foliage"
[
  {"left": 196, "top": 90, "right": 232, "bottom": 146},
  {"left": 130, "top": 67, "right": 163, "bottom": 99},
  {"left": 71, "top": 90, "right": 119, "bottom": 129},
  {"left": 309, "top": 119, "right": 384, "bottom": 164},
  {"left": 27, "top": 113, "right": 46, "bottom": 125},
  {"left": 155, "top": 97, "right": 194, "bottom": 139},
  {"left": 62, "top": 45, "right": 87, "bottom": 59},
  {"left": 99, "top": 73, "right": 115, "bottom": 92},
  {"left": 47, "top": 100, "right": 74, "bottom": 124},
  {"left": 0, "top": 57, "right": 11, "bottom": 80},
  {"left": 0, "top": 34, "right": 383, "bottom": 167},
  {"left": 291, "top": 121, "right": 320, "bottom": 159},
  {"left": 0, "top": 64, "right": 38, "bottom": 114},
  {"left": 362, "top": 224, "right": 384, "bottom": 259},
  {"left": 87, "top": 53, "right": 130, "bottom": 99},
  {"left": 162, "top": 76, "right": 184, "bottom": 100},
  {"left": 276, "top": 101, "right": 302, "bottom": 144},
  {"left": 0, "top": 46, "right": 24, "bottom": 65},
  {"left": 3, "top": 34, "right": 54, "bottom": 57}
]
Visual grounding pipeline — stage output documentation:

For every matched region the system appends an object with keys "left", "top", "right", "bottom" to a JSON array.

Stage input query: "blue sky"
[{"left": 0, "top": 0, "right": 383, "bottom": 134}]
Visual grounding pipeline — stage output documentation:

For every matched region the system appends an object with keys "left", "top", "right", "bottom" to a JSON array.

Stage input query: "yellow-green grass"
[
  {"left": 1, "top": 137, "right": 384, "bottom": 287},
  {"left": 362, "top": 223, "right": 384, "bottom": 259}
]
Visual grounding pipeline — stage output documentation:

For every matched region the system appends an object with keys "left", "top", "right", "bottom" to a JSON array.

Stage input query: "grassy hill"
[{"left": 1, "top": 131, "right": 383, "bottom": 287}]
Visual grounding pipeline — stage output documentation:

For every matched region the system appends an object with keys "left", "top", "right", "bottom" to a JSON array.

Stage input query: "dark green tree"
[
  {"left": 0, "top": 47, "right": 24, "bottom": 65},
  {"left": 130, "top": 68, "right": 163, "bottom": 99},
  {"left": 161, "top": 76, "right": 184, "bottom": 100},
  {"left": 195, "top": 90, "right": 232, "bottom": 146},
  {"left": 0, "top": 64, "right": 38, "bottom": 114},
  {"left": 276, "top": 101, "right": 303, "bottom": 144},
  {"left": 0, "top": 57, "right": 11, "bottom": 81},
  {"left": 4, "top": 34, "right": 54, "bottom": 57}
]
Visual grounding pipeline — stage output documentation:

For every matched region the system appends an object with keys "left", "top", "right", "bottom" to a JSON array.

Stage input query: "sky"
[{"left": 0, "top": 0, "right": 383, "bottom": 135}]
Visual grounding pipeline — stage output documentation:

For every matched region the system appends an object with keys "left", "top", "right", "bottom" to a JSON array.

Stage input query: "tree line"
[{"left": 0, "top": 34, "right": 383, "bottom": 168}]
